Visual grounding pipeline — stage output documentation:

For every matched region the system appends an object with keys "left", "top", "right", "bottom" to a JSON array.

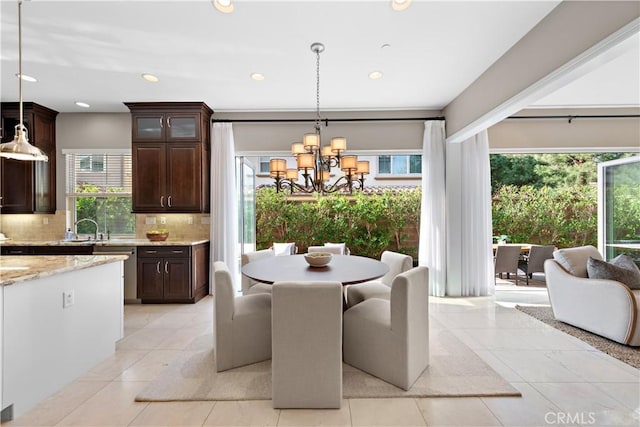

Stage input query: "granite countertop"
[
  {"left": 0, "top": 254, "right": 129, "bottom": 286},
  {"left": 0, "top": 239, "right": 210, "bottom": 247}
]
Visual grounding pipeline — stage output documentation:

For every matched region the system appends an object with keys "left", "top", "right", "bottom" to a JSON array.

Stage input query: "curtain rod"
[
  {"left": 507, "top": 114, "right": 640, "bottom": 121},
  {"left": 212, "top": 113, "right": 639, "bottom": 124},
  {"left": 211, "top": 116, "right": 445, "bottom": 124}
]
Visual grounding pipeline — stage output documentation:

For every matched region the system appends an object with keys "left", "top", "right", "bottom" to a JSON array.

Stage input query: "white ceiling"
[{"left": 0, "top": 1, "right": 637, "bottom": 114}]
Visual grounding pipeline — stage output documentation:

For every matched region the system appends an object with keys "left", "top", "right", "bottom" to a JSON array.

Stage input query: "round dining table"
[{"left": 241, "top": 254, "right": 389, "bottom": 285}]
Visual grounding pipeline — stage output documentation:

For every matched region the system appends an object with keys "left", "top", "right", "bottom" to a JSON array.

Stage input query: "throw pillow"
[
  {"left": 553, "top": 245, "right": 602, "bottom": 278},
  {"left": 586, "top": 255, "right": 640, "bottom": 289}
]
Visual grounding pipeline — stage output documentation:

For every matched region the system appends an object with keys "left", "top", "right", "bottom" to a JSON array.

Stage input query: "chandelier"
[{"left": 269, "top": 42, "right": 369, "bottom": 194}]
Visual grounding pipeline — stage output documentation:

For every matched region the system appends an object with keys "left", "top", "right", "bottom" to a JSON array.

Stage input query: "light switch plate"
[
  {"left": 145, "top": 217, "right": 157, "bottom": 225},
  {"left": 63, "top": 290, "right": 75, "bottom": 308}
]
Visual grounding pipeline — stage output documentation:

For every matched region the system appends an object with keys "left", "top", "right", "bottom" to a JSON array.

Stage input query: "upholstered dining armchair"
[
  {"left": 518, "top": 245, "right": 555, "bottom": 285},
  {"left": 213, "top": 261, "right": 272, "bottom": 372},
  {"left": 271, "top": 281, "right": 343, "bottom": 408},
  {"left": 240, "top": 249, "right": 275, "bottom": 295},
  {"left": 345, "top": 250, "right": 413, "bottom": 308},
  {"left": 343, "top": 266, "right": 429, "bottom": 391},
  {"left": 307, "top": 245, "right": 350, "bottom": 255},
  {"left": 494, "top": 245, "right": 522, "bottom": 285}
]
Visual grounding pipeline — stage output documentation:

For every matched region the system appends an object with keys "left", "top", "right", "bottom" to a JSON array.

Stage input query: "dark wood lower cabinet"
[{"left": 137, "top": 243, "right": 209, "bottom": 303}]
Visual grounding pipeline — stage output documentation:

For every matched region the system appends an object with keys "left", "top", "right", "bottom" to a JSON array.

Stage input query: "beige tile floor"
[{"left": 5, "top": 283, "right": 639, "bottom": 427}]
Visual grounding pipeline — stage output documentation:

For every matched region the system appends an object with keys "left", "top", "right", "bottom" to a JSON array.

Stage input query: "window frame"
[{"left": 377, "top": 154, "right": 422, "bottom": 176}]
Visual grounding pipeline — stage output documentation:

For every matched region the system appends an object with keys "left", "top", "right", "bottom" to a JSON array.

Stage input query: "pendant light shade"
[
  {"left": 0, "top": 124, "right": 48, "bottom": 161},
  {"left": 0, "top": 0, "right": 48, "bottom": 162}
]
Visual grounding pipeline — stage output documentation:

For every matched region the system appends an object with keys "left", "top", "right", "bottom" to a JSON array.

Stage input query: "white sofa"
[{"left": 544, "top": 245, "right": 640, "bottom": 346}]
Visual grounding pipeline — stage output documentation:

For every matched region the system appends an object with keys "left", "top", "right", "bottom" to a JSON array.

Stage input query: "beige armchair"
[
  {"left": 545, "top": 245, "right": 640, "bottom": 346},
  {"left": 343, "top": 266, "right": 429, "bottom": 390},
  {"left": 345, "top": 250, "right": 413, "bottom": 308},
  {"left": 271, "top": 281, "right": 343, "bottom": 408},
  {"left": 240, "top": 249, "right": 274, "bottom": 295},
  {"left": 213, "top": 261, "right": 272, "bottom": 372}
]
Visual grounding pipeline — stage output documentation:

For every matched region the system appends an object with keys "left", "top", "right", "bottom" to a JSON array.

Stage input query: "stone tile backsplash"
[{"left": 0, "top": 212, "right": 210, "bottom": 241}]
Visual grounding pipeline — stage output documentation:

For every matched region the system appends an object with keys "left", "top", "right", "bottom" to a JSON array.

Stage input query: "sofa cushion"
[
  {"left": 587, "top": 255, "right": 640, "bottom": 289},
  {"left": 553, "top": 245, "right": 602, "bottom": 278}
]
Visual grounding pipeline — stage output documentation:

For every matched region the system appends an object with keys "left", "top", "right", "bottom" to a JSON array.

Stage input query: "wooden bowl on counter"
[{"left": 146, "top": 232, "right": 169, "bottom": 242}]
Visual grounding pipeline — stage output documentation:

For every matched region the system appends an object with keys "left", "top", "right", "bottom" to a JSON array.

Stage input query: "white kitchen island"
[{"left": 0, "top": 254, "right": 126, "bottom": 421}]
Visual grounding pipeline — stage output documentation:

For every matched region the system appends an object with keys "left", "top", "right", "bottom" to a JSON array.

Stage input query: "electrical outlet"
[
  {"left": 160, "top": 217, "right": 166, "bottom": 225},
  {"left": 63, "top": 290, "right": 75, "bottom": 308},
  {"left": 42, "top": 217, "right": 49, "bottom": 225},
  {"left": 145, "top": 216, "right": 157, "bottom": 225},
  {"left": 188, "top": 216, "right": 193, "bottom": 225}
]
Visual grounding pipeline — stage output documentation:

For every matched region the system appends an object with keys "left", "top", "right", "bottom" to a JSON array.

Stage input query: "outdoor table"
[{"left": 241, "top": 254, "right": 389, "bottom": 285}]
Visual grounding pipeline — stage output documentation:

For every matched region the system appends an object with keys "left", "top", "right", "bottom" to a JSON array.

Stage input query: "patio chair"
[
  {"left": 494, "top": 245, "right": 522, "bottom": 285},
  {"left": 518, "top": 245, "right": 555, "bottom": 285}
]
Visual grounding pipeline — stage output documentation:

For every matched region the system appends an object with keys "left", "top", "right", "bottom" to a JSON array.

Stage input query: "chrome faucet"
[{"left": 74, "top": 218, "right": 99, "bottom": 240}]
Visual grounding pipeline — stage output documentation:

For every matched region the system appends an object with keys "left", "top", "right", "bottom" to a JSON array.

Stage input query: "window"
[
  {"left": 259, "top": 156, "right": 271, "bottom": 174},
  {"left": 78, "top": 154, "right": 105, "bottom": 172},
  {"left": 65, "top": 151, "right": 135, "bottom": 236},
  {"left": 378, "top": 155, "right": 422, "bottom": 175}
]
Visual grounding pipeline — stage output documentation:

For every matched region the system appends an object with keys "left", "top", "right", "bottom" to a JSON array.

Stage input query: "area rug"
[
  {"left": 135, "top": 328, "right": 520, "bottom": 402},
  {"left": 516, "top": 305, "right": 640, "bottom": 369}
]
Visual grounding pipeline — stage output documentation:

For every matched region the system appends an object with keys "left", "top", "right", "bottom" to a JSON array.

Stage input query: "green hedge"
[
  {"left": 256, "top": 188, "right": 420, "bottom": 260},
  {"left": 256, "top": 183, "right": 640, "bottom": 257}
]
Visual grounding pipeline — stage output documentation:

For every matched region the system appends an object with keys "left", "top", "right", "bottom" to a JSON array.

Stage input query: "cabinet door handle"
[
  {"left": 160, "top": 195, "right": 165, "bottom": 208},
  {"left": 171, "top": 250, "right": 184, "bottom": 254},
  {"left": 167, "top": 195, "right": 172, "bottom": 207},
  {"left": 164, "top": 261, "right": 169, "bottom": 274},
  {"left": 145, "top": 250, "right": 158, "bottom": 254},
  {"left": 156, "top": 261, "right": 161, "bottom": 274},
  {"left": 159, "top": 117, "right": 163, "bottom": 129},
  {"left": 167, "top": 116, "right": 172, "bottom": 128}
]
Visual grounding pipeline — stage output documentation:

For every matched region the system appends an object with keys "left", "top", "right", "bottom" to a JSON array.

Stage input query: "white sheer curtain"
[
  {"left": 211, "top": 123, "right": 239, "bottom": 292},
  {"left": 419, "top": 121, "right": 447, "bottom": 297},
  {"left": 459, "top": 130, "right": 494, "bottom": 296}
]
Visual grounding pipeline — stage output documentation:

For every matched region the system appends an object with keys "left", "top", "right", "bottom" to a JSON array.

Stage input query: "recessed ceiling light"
[
  {"left": 369, "top": 71, "right": 383, "bottom": 80},
  {"left": 141, "top": 73, "right": 159, "bottom": 83},
  {"left": 75, "top": 102, "right": 90, "bottom": 108},
  {"left": 391, "top": 0, "right": 411, "bottom": 11},
  {"left": 212, "top": 0, "right": 234, "bottom": 13},
  {"left": 16, "top": 73, "right": 37, "bottom": 82},
  {"left": 251, "top": 73, "right": 265, "bottom": 81}
]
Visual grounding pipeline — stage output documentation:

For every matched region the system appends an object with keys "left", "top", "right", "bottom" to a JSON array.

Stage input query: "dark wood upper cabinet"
[
  {"left": 125, "top": 102, "right": 212, "bottom": 213},
  {"left": 0, "top": 102, "right": 58, "bottom": 214}
]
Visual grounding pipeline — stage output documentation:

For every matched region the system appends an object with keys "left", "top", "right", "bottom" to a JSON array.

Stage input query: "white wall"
[{"left": 444, "top": 1, "right": 639, "bottom": 142}]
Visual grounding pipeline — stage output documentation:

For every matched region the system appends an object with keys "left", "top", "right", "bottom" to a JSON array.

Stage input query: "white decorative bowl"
[{"left": 304, "top": 252, "right": 332, "bottom": 267}]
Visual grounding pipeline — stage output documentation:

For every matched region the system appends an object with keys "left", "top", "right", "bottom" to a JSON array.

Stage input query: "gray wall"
[
  {"left": 52, "top": 108, "right": 639, "bottom": 210},
  {"left": 55, "top": 113, "right": 131, "bottom": 208}
]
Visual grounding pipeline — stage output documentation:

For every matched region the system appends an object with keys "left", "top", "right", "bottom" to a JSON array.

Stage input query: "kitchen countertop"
[
  {"left": 0, "top": 254, "right": 129, "bottom": 286},
  {"left": 0, "top": 238, "right": 210, "bottom": 247}
]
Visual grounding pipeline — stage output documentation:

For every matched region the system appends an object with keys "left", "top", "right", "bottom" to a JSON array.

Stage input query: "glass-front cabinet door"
[
  {"left": 131, "top": 113, "right": 200, "bottom": 142},
  {"left": 132, "top": 114, "right": 164, "bottom": 141},
  {"left": 598, "top": 156, "right": 640, "bottom": 266}
]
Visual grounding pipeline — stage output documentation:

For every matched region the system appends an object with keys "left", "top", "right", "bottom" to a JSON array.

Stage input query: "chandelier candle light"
[{"left": 269, "top": 42, "right": 369, "bottom": 194}]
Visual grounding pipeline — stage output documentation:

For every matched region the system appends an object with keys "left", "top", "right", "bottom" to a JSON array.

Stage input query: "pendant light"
[{"left": 0, "top": 0, "right": 48, "bottom": 162}]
